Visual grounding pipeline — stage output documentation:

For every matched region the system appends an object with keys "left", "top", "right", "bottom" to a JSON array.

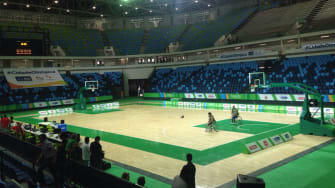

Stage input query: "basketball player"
[
  {"left": 231, "top": 105, "right": 239, "bottom": 124},
  {"left": 207, "top": 112, "right": 218, "bottom": 132}
]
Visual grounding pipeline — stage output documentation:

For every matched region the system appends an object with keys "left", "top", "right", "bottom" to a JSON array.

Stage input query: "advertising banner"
[
  {"left": 4, "top": 68, "right": 66, "bottom": 89},
  {"left": 56, "top": 109, "right": 65, "bottom": 113},
  {"left": 275, "top": 94, "right": 292, "bottom": 101},
  {"left": 178, "top": 102, "right": 184, "bottom": 107},
  {"left": 48, "top": 110, "right": 57, "bottom": 114},
  {"left": 33, "top": 102, "right": 47, "bottom": 108},
  {"left": 293, "top": 94, "right": 305, "bottom": 101},
  {"left": 220, "top": 50, "right": 264, "bottom": 60},
  {"left": 62, "top": 99, "right": 75, "bottom": 105},
  {"left": 223, "top": 103, "right": 230, "bottom": 110},
  {"left": 302, "top": 41, "right": 335, "bottom": 51},
  {"left": 39, "top": 111, "right": 48, "bottom": 116},
  {"left": 258, "top": 94, "right": 274, "bottom": 101},
  {"left": 281, "top": 132, "right": 293, "bottom": 141},
  {"left": 195, "top": 93, "right": 205, "bottom": 99},
  {"left": 48, "top": 101, "right": 61, "bottom": 106},
  {"left": 257, "top": 138, "right": 273, "bottom": 149},
  {"left": 185, "top": 93, "right": 194, "bottom": 99},
  {"left": 245, "top": 142, "right": 262, "bottom": 153},
  {"left": 270, "top": 135, "right": 284, "bottom": 145},
  {"left": 206, "top": 93, "right": 217, "bottom": 99}
]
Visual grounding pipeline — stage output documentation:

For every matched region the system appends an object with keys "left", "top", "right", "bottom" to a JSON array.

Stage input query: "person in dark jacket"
[{"left": 180, "top": 153, "right": 196, "bottom": 188}]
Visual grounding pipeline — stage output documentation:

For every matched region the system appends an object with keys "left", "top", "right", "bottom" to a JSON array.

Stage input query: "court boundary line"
[{"left": 216, "top": 138, "right": 335, "bottom": 188}]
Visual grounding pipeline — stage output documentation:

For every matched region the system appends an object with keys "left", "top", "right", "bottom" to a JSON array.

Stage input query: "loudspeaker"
[
  {"left": 236, "top": 174, "right": 265, "bottom": 188},
  {"left": 44, "top": 117, "right": 48, "bottom": 122},
  {"left": 61, "top": 120, "right": 65, "bottom": 124}
]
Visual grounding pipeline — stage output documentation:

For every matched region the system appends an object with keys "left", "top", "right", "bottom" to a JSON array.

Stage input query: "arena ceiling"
[{"left": 0, "top": 0, "right": 229, "bottom": 18}]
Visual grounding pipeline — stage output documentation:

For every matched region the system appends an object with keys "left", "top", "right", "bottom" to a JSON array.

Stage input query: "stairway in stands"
[
  {"left": 232, "top": 9, "right": 258, "bottom": 35},
  {"left": 140, "top": 29, "right": 150, "bottom": 54},
  {"left": 305, "top": 0, "right": 329, "bottom": 24},
  {"left": 176, "top": 24, "right": 192, "bottom": 42},
  {"left": 100, "top": 30, "right": 110, "bottom": 46}
]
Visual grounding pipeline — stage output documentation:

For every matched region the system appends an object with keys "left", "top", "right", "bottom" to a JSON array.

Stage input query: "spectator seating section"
[
  {"left": 237, "top": 0, "right": 318, "bottom": 41},
  {"left": 149, "top": 66, "right": 202, "bottom": 92},
  {"left": 256, "top": 55, "right": 335, "bottom": 94},
  {"left": 148, "top": 54, "right": 335, "bottom": 95},
  {"left": 144, "top": 25, "right": 186, "bottom": 54},
  {"left": 180, "top": 7, "right": 255, "bottom": 51},
  {"left": 0, "top": 72, "right": 122, "bottom": 105},
  {"left": 106, "top": 29, "right": 144, "bottom": 55},
  {"left": 45, "top": 25, "right": 104, "bottom": 56}
]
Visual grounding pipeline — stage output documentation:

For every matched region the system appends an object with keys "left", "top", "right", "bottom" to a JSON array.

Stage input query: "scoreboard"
[{"left": 0, "top": 32, "right": 44, "bottom": 56}]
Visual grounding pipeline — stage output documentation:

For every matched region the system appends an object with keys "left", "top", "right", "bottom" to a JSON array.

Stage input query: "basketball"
[{"left": 181, "top": 115, "right": 184, "bottom": 119}]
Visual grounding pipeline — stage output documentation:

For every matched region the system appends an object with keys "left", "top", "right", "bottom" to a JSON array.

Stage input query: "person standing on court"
[
  {"left": 90, "top": 136, "right": 104, "bottom": 169},
  {"left": 231, "top": 105, "right": 239, "bottom": 124},
  {"left": 180, "top": 153, "right": 196, "bottom": 188}
]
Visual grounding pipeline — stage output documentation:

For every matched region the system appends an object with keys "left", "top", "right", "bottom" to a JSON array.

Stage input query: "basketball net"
[
  {"left": 250, "top": 84, "right": 256, "bottom": 92},
  {"left": 90, "top": 85, "right": 95, "bottom": 92}
]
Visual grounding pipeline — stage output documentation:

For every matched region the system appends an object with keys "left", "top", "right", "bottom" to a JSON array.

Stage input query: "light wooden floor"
[{"left": 43, "top": 105, "right": 332, "bottom": 188}]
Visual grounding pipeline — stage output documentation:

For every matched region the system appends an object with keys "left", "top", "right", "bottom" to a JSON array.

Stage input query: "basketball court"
[{"left": 13, "top": 99, "right": 334, "bottom": 188}]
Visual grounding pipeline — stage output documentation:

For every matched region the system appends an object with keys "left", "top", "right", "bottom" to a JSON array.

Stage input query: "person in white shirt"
[{"left": 81, "top": 137, "right": 91, "bottom": 166}]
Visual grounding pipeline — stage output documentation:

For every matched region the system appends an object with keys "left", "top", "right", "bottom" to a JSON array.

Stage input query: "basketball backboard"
[
  {"left": 249, "top": 72, "right": 267, "bottom": 92},
  {"left": 85, "top": 80, "right": 99, "bottom": 92}
]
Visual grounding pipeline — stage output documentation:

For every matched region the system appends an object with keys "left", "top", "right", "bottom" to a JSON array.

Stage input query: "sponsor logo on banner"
[
  {"left": 39, "top": 111, "right": 48, "bottom": 116},
  {"left": 276, "top": 94, "right": 292, "bottom": 101},
  {"left": 293, "top": 94, "right": 305, "bottom": 101},
  {"left": 196, "top": 102, "right": 202, "bottom": 107},
  {"left": 257, "top": 138, "right": 273, "bottom": 149},
  {"left": 324, "top": 108, "right": 334, "bottom": 114},
  {"left": 259, "top": 94, "right": 274, "bottom": 101},
  {"left": 56, "top": 109, "right": 65, "bottom": 113},
  {"left": 48, "top": 110, "right": 57, "bottom": 114},
  {"left": 281, "top": 132, "right": 293, "bottom": 141},
  {"left": 190, "top": 102, "right": 196, "bottom": 107},
  {"left": 62, "top": 99, "right": 74, "bottom": 105},
  {"left": 247, "top": 105, "right": 255, "bottom": 110},
  {"left": 303, "top": 41, "right": 335, "bottom": 51},
  {"left": 238, "top": 104, "right": 246, "bottom": 109},
  {"left": 112, "top": 102, "right": 119, "bottom": 106},
  {"left": 48, "top": 101, "right": 61, "bottom": 106},
  {"left": 205, "top": 93, "right": 217, "bottom": 99},
  {"left": 245, "top": 142, "right": 262, "bottom": 153},
  {"left": 106, "top": 103, "right": 114, "bottom": 107},
  {"left": 34, "top": 102, "right": 47, "bottom": 108},
  {"left": 286, "top": 106, "right": 297, "bottom": 112},
  {"left": 195, "top": 93, "right": 205, "bottom": 99},
  {"left": 4, "top": 68, "right": 66, "bottom": 89},
  {"left": 93, "top": 105, "right": 100, "bottom": 109},
  {"left": 185, "top": 93, "right": 194, "bottom": 99},
  {"left": 270, "top": 135, "right": 283, "bottom": 145},
  {"left": 223, "top": 104, "right": 230, "bottom": 110},
  {"left": 220, "top": 50, "right": 264, "bottom": 60},
  {"left": 184, "top": 102, "right": 189, "bottom": 106},
  {"left": 178, "top": 102, "right": 184, "bottom": 106},
  {"left": 65, "top": 108, "right": 73, "bottom": 112}
]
